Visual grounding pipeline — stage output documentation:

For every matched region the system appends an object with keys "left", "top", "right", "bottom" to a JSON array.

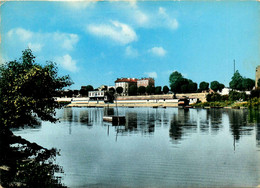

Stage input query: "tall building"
[
  {"left": 137, "top": 78, "right": 155, "bottom": 88},
  {"left": 256, "top": 66, "right": 260, "bottom": 88},
  {"left": 115, "top": 78, "right": 138, "bottom": 96}
]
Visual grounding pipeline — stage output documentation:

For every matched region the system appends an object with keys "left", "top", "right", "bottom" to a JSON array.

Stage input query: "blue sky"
[{"left": 0, "top": 1, "right": 259, "bottom": 89}]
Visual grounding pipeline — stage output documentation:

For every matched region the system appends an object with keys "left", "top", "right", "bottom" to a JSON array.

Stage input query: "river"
[{"left": 13, "top": 107, "right": 260, "bottom": 187}]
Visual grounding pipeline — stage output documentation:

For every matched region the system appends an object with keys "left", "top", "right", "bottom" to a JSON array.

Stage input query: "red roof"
[{"left": 115, "top": 78, "right": 139, "bottom": 83}]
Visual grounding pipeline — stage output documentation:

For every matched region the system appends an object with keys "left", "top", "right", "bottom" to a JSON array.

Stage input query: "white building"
[{"left": 115, "top": 78, "right": 138, "bottom": 96}]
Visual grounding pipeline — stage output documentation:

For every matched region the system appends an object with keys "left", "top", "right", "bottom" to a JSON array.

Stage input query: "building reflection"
[
  {"left": 63, "top": 108, "right": 73, "bottom": 121},
  {"left": 117, "top": 109, "right": 155, "bottom": 135},
  {"left": 61, "top": 107, "right": 260, "bottom": 146}
]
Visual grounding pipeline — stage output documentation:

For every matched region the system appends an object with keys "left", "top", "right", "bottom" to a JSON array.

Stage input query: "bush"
[
  {"left": 250, "top": 88, "right": 260, "bottom": 98},
  {"left": 206, "top": 93, "right": 222, "bottom": 102},
  {"left": 247, "top": 97, "right": 260, "bottom": 109},
  {"left": 229, "top": 91, "right": 248, "bottom": 101}
]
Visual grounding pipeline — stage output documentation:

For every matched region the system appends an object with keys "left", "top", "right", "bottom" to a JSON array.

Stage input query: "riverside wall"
[{"left": 65, "top": 93, "right": 207, "bottom": 108}]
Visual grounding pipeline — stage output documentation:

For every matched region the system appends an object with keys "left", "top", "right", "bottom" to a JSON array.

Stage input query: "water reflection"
[
  {"left": 14, "top": 107, "right": 260, "bottom": 187},
  {"left": 228, "top": 109, "right": 253, "bottom": 141},
  {"left": 60, "top": 107, "right": 259, "bottom": 145}
]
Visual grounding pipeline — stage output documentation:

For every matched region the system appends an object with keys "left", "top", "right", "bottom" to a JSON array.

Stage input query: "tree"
[
  {"left": 66, "top": 90, "right": 73, "bottom": 97},
  {"left": 116, "top": 87, "right": 123, "bottom": 95},
  {"left": 199, "top": 81, "right": 209, "bottom": 91},
  {"left": 0, "top": 49, "right": 70, "bottom": 187},
  {"left": 151, "top": 86, "right": 155, "bottom": 94},
  {"left": 210, "top": 81, "right": 224, "bottom": 92},
  {"left": 242, "top": 78, "right": 255, "bottom": 91},
  {"left": 169, "top": 71, "right": 183, "bottom": 93},
  {"left": 169, "top": 71, "right": 197, "bottom": 93},
  {"left": 80, "top": 85, "right": 94, "bottom": 97},
  {"left": 206, "top": 93, "right": 222, "bottom": 102},
  {"left": 73, "top": 89, "right": 79, "bottom": 96},
  {"left": 146, "top": 85, "right": 152, "bottom": 95},
  {"left": 0, "top": 49, "right": 73, "bottom": 128},
  {"left": 187, "top": 80, "right": 197, "bottom": 93},
  {"left": 229, "top": 71, "right": 244, "bottom": 90},
  {"left": 129, "top": 85, "right": 137, "bottom": 96},
  {"left": 229, "top": 91, "right": 248, "bottom": 101},
  {"left": 155, "top": 86, "right": 162, "bottom": 94},
  {"left": 109, "top": 87, "right": 115, "bottom": 94},
  {"left": 163, "top": 85, "right": 169, "bottom": 94},
  {"left": 138, "top": 86, "right": 146, "bottom": 95}
]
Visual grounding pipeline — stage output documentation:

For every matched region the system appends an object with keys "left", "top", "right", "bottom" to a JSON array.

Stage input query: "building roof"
[{"left": 115, "top": 78, "right": 139, "bottom": 83}]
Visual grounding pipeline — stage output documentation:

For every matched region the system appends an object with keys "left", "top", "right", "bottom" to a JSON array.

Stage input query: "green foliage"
[
  {"left": 210, "top": 81, "right": 224, "bottom": 92},
  {"left": 247, "top": 97, "right": 260, "bottom": 109},
  {"left": 146, "top": 85, "right": 153, "bottom": 95},
  {"left": 206, "top": 93, "right": 222, "bottom": 102},
  {"left": 129, "top": 85, "right": 137, "bottom": 96},
  {"left": 199, "top": 81, "right": 209, "bottom": 91},
  {"left": 229, "top": 91, "right": 248, "bottom": 101},
  {"left": 188, "top": 80, "right": 197, "bottom": 93},
  {"left": 163, "top": 85, "right": 169, "bottom": 94},
  {"left": 137, "top": 86, "right": 146, "bottom": 95},
  {"left": 242, "top": 78, "right": 255, "bottom": 91},
  {"left": 229, "top": 70, "right": 255, "bottom": 91},
  {"left": 0, "top": 49, "right": 72, "bottom": 128},
  {"left": 191, "top": 101, "right": 233, "bottom": 108},
  {"left": 251, "top": 88, "right": 260, "bottom": 98},
  {"left": 109, "top": 87, "right": 116, "bottom": 94},
  {"left": 258, "top": 79, "right": 260, "bottom": 87},
  {"left": 116, "top": 87, "right": 123, "bottom": 95},
  {"left": 80, "top": 85, "right": 94, "bottom": 97},
  {"left": 155, "top": 86, "right": 162, "bottom": 94},
  {"left": 229, "top": 71, "right": 243, "bottom": 90},
  {"left": 0, "top": 130, "right": 66, "bottom": 188},
  {"left": 169, "top": 71, "right": 197, "bottom": 93},
  {"left": 169, "top": 71, "right": 183, "bottom": 87}
]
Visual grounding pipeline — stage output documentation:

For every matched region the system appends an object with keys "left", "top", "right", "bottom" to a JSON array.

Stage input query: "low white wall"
[
  {"left": 115, "top": 99, "right": 178, "bottom": 104},
  {"left": 56, "top": 97, "right": 72, "bottom": 102}
]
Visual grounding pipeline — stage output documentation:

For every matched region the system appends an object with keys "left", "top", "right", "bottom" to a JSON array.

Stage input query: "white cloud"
[
  {"left": 158, "top": 7, "right": 166, "bottom": 15},
  {"left": 134, "top": 10, "right": 149, "bottom": 25},
  {"left": 8, "top": 28, "right": 33, "bottom": 41},
  {"left": 158, "top": 7, "right": 179, "bottom": 30},
  {"left": 56, "top": 54, "right": 78, "bottom": 72},
  {"left": 125, "top": 46, "right": 138, "bottom": 57},
  {"left": 7, "top": 28, "right": 79, "bottom": 51},
  {"left": 144, "top": 72, "right": 157, "bottom": 79},
  {"left": 148, "top": 46, "right": 167, "bottom": 57},
  {"left": 87, "top": 20, "right": 137, "bottom": 45},
  {"left": 28, "top": 42, "right": 43, "bottom": 52},
  {"left": 53, "top": 33, "right": 79, "bottom": 51}
]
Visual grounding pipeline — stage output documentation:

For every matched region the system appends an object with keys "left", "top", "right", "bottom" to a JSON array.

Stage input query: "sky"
[{"left": 0, "top": 1, "right": 259, "bottom": 89}]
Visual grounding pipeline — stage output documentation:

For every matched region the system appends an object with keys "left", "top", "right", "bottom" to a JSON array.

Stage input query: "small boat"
[{"left": 103, "top": 115, "right": 126, "bottom": 125}]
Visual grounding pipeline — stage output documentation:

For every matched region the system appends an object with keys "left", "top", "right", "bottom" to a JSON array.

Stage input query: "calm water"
[{"left": 13, "top": 107, "right": 260, "bottom": 187}]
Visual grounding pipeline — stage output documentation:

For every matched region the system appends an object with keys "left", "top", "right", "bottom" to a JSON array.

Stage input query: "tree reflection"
[
  {"left": 247, "top": 110, "right": 260, "bottom": 146},
  {"left": 169, "top": 109, "right": 197, "bottom": 142},
  {"left": 228, "top": 109, "right": 253, "bottom": 141},
  {"left": 207, "top": 109, "right": 223, "bottom": 134},
  {"left": 169, "top": 114, "right": 182, "bottom": 140},
  {"left": 0, "top": 129, "right": 66, "bottom": 187}
]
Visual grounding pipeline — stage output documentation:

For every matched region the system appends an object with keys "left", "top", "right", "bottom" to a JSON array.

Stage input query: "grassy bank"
[{"left": 191, "top": 97, "right": 260, "bottom": 109}]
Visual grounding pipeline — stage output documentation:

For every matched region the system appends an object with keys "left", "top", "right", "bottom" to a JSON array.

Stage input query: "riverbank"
[{"left": 67, "top": 102, "right": 178, "bottom": 108}]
